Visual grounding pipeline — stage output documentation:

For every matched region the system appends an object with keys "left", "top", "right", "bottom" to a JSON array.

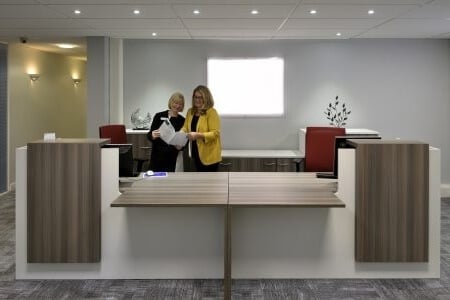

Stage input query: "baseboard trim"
[{"left": 9, "top": 182, "right": 15, "bottom": 192}]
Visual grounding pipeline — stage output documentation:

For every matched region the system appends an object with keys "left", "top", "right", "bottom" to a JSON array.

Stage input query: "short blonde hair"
[
  {"left": 168, "top": 92, "right": 185, "bottom": 110},
  {"left": 192, "top": 85, "right": 214, "bottom": 115}
]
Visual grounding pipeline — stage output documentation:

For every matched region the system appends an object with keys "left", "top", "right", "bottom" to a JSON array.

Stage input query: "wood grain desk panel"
[
  {"left": 228, "top": 172, "right": 344, "bottom": 207},
  {"left": 27, "top": 139, "right": 108, "bottom": 263},
  {"left": 348, "top": 140, "right": 429, "bottom": 262},
  {"left": 111, "top": 172, "right": 228, "bottom": 207}
]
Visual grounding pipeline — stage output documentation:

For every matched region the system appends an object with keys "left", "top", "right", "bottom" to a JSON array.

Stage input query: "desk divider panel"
[
  {"left": 27, "top": 139, "right": 108, "bottom": 263},
  {"left": 350, "top": 140, "right": 429, "bottom": 262}
]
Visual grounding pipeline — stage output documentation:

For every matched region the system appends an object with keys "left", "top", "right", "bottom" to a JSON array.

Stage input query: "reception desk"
[{"left": 16, "top": 139, "right": 440, "bottom": 300}]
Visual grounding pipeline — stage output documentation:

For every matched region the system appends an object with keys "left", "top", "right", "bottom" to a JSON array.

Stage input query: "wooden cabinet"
[
  {"left": 126, "top": 130, "right": 152, "bottom": 171},
  {"left": 219, "top": 157, "right": 298, "bottom": 172},
  {"left": 276, "top": 158, "right": 298, "bottom": 172}
]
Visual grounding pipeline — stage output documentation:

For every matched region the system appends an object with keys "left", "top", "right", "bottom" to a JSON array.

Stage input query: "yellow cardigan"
[{"left": 182, "top": 107, "right": 222, "bottom": 165}]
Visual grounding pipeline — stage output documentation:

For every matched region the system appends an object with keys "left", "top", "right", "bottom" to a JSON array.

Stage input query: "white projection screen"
[{"left": 207, "top": 57, "right": 284, "bottom": 116}]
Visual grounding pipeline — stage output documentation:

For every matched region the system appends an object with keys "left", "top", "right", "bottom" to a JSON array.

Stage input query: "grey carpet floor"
[{"left": 1, "top": 192, "right": 450, "bottom": 299}]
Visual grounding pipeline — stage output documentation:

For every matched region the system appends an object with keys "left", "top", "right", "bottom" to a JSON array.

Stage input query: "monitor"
[
  {"left": 316, "top": 135, "right": 381, "bottom": 179},
  {"left": 102, "top": 144, "right": 138, "bottom": 177}
]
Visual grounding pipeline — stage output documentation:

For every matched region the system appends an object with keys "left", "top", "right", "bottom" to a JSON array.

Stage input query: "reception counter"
[{"left": 15, "top": 139, "right": 440, "bottom": 300}]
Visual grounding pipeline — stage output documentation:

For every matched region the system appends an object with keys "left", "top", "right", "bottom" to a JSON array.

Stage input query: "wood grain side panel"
[
  {"left": 27, "top": 142, "right": 101, "bottom": 263},
  {"left": 355, "top": 143, "right": 429, "bottom": 262}
]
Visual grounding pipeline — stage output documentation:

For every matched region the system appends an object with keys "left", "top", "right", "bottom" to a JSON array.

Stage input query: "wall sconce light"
[
  {"left": 29, "top": 74, "right": 40, "bottom": 82},
  {"left": 73, "top": 78, "right": 81, "bottom": 85}
]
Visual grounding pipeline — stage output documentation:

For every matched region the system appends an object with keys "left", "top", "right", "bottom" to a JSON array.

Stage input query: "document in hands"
[{"left": 158, "top": 119, "right": 188, "bottom": 147}]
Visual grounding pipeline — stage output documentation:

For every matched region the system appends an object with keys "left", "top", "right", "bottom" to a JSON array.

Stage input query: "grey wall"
[
  {"left": 123, "top": 39, "right": 450, "bottom": 182},
  {"left": 87, "top": 37, "right": 110, "bottom": 138}
]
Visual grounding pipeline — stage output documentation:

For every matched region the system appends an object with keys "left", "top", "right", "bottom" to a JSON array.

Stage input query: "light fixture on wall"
[
  {"left": 28, "top": 74, "right": 40, "bottom": 82},
  {"left": 73, "top": 78, "right": 81, "bottom": 85}
]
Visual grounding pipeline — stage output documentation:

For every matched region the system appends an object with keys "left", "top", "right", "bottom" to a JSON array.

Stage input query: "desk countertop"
[
  {"left": 222, "top": 150, "right": 303, "bottom": 158},
  {"left": 112, "top": 172, "right": 228, "bottom": 207},
  {"left": 228, "top": 172, "right": 342, "bottom": 207},
  {"left": 112, "top": 172, "right": 343, "bottom": 208}
]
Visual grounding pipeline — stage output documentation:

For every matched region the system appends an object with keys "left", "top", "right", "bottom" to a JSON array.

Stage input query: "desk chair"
[
  {"left": 305, "top": 126, "right": 346, "bottom": 172},
  {"left": 99, "top": 124, "right": 148, "bottom": 173}
]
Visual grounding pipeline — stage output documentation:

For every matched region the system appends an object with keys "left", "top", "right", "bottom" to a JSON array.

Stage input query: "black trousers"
[{"left": 191, "top": 142, "right": 219, "bottom": 172}]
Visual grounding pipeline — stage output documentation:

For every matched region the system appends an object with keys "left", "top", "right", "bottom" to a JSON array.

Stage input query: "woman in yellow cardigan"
[{"left": 182, "top": 85, "right": 222, "bottom": 171}]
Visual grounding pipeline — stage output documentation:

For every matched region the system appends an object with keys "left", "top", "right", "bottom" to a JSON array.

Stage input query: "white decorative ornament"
[{"left": 131, "top": 108, "right": 151, "bottom": 129}]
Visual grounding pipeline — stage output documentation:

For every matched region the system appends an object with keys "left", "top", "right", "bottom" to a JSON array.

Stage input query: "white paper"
[
  {"left": 43, "top": 132, "right": 56, "bottom": 141},
  {"left": 158, "top": 120, "right": 188, "bottom": 147}
]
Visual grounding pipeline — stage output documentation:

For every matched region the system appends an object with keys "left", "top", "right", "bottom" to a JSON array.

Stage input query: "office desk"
[
  {"left": 112, "top": 172, "right": 343, "bottom": 299},
  {"left": 15, "top": 142, "right": 440, "bottom": 300}
]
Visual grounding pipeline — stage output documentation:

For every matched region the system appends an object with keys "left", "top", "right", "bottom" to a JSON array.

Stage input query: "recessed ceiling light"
[
  {"left": 133, "top": 9, "right": 140, "bottom": 15},
  {"left": 309, "top": 9, "right": 317, "bottom": 15},
  {"left": 74, "top": 9, "right": 81, "bottom": 15},
  {"left": 368, "top": 10, "right": 375, "bottom": 15},
  {"left": 56, "top": 43, "right": 77, "bottom": 49},
  {"left": 152, "top": 32, "right": 157, "bottom": 37},
  {"left": 251, "top": 9, "right": 259, "bottom": 15},
  {"left": 193, "top": 9, "right": 200, "bottom": 15},
  {"left": 336, "top": 32, "right": 342, "bottom": 36}
]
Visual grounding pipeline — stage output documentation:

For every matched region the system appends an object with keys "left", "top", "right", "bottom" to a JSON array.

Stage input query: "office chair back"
[
  {"left": 99, "top": 124, "right": 149, "bottom": 173},
  {"left": 99, "top": 124, "right": 127, "bottom": 144},
  {"left": 305, "top": 126, "right": 346, "bottom": 172}
]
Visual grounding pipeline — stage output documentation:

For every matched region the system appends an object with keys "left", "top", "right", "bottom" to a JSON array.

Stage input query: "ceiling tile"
[
  {"left": 400, "top": 3, "right": 450, "bottom": 19},
  {"left": 173, "top": 4, "right": 295, "bottom": 18},
  {"left": 0, "top": 28, "right": 105, "bottom": 37},
  {"left": 105, "top": 28, "right": 190, "bottom": 38},
  {"left": 0, "top": 5, "right": 65, "bottom": 18},
  {"left": 291, "top": 4, "right": 419, "bottom": 19},
  {"left": 0, "top": 18, "right": 90, "bottom": 29},
  {"left": 47, "top": 4, "right": 176, "bottom": 18},
  {"left": 274, "top": 28, "right": 363, "bottom": 38},
  {"left": 432, "top": 0, "right": 450, "bottom": 4},
  {"left": 283, "top": 18, "right": 385, "bottom": 29},
  {"left": 80, "top": 18, "right": 183, "bottom": 29},
  {"left": 40, "top": 0, "right": 169, "bottom": 3},
  {"left": 169, "top": 0, "right": 298, "bottom": 4},
  {"left": 189, "top": 29, "right": 275, "bottom": 38},
  {"left": 183, "top": 18, "right": 283, "bottom": 29},
  {"left": 0, "top": 0, "right": 37, "bottom": 3},
  {"left": 360, "top": 19, "right": 450, "bottom": 37},
  {"left": 302, "top": 0, "right": 429, "bottom": 4}
]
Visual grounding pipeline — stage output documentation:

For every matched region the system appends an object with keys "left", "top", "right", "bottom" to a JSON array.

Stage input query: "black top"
[{"left": 147, "top": 110, "right": 185, "bottom": 172}]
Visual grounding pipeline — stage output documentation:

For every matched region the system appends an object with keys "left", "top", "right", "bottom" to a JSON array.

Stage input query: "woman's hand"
[
  {"left": 187, "top": 132, "right": 203, "bottom": 141},
  {"left": 152, "top": 129, "right": 160, "bottom": 139}
]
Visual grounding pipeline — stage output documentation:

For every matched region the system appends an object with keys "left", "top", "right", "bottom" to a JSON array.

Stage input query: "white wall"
[{"left": 123, "top": 39, "right": 450, "bottom": 182}]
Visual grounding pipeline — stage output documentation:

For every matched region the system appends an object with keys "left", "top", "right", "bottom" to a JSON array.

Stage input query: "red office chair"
[
  {"left": 305, "top": 126, "right": 346, "bottom": 172},
  {"left": 99, "top": 124, "right": 148, "bottom": 172}
]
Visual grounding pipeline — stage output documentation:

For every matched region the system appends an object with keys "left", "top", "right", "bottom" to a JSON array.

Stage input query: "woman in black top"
[{"left": 147, "top": 92, "right": 185, "bottom": 172}]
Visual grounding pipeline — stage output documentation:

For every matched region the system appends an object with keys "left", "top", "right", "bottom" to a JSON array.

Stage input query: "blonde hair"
[
  {"left": 168, "top": 92, "right": 185, "bottom": 110},
  {"left": 192, "top": 85, "right": 214, "bottom": 115}
]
